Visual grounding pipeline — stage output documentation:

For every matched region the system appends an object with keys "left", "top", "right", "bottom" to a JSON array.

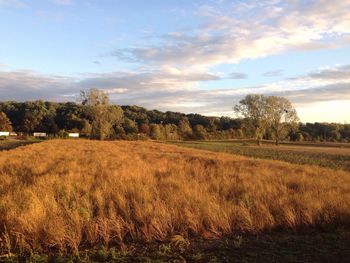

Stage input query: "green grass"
[{"left": 170, "top": 140, "right": 350, "bottom": 171}]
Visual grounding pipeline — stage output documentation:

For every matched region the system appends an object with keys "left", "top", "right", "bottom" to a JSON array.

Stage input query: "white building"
[
  {"left": 33, "top": 132, "right": 47, "bottom": 137},
  {"left": 68, "top": 133, "right": 79, "bottom": 138},
  {"left": 0, "top": 131, "right": 10, "bottom": 137}
]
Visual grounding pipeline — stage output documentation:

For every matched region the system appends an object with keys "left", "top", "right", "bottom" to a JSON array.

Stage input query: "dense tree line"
[
  {"left": 0, "top": 89, "right": 243, "bottom": 140},
  {"left": 0, "top": 90, "right": 349, "bottom": 142}
]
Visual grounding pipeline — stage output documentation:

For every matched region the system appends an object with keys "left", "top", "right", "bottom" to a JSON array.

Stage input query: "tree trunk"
[
  {"left": 257, "top": 138, "right": 262, "bottom": 146},
  {"left": 275, "top": 138, "right": 279, "bottom": 146}
]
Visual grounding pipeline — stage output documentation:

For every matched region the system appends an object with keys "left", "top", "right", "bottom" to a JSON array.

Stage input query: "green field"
[{"left": 171, "top": 140, "right": 350, "bottom": 171}]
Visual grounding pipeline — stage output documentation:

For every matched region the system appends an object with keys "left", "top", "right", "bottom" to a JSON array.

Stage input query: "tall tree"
[
  {"left": 0, "top": 112, "right": 13, "bottom": 131},
  {"left": 178, "top": 118, "right": 193, "bottom": 140},
  {"left": 266, "top": 96, "right": 299, "bottom": 145},
  {"left": 194, "top": 124, "right": 207, "bottom": 140},
  {"left": 149, "top": 124, "right": 164, "bottom": 140},
  {"left": 80, "top": 89, "right": 123, "bottom": 140},
  {"left": 234, "top": 94, "right": 268, "bottom": 145}
]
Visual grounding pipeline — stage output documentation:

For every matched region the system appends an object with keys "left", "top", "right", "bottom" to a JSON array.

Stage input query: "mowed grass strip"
[
  {"left": 0, "top": 139, "right": 350, "bottom": 255},
  {"left": 171, "top": 140, "right": 350, "bottom": 171}
]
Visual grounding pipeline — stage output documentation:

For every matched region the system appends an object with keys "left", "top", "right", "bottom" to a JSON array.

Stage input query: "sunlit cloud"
[
  {"left": 113, "top": 0, "right": 350, "bottom": 69},
  {"left": 0, "top": 63, "right": 349, "bottom": 122}
]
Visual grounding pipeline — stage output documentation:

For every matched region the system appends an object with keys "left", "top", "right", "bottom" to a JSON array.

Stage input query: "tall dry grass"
[{"left": 1, "top": 139, "right": 350, "bottom": 254}]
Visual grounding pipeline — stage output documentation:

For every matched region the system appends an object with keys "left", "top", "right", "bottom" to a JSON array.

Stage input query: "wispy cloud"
[
  {"left": 228, "top": 72, "right": 247, "bottom": 79},
  {"left": 0, "top": 0, "right": 28, "bottom": 8},
  {"left": 54, "top": 0, "right": 73, "bottom": 5},
  {"left": 112, "top": 0, "right": 350, "bottom": 70},
  {"left": 263, "top": 70, "right": 284, "bottom": 77},
  {"left": 1, "top": 64, "right": 349, "bottom": 119},
  {"left": 307, "top": 65, "right": 350, "bottom": 80}
]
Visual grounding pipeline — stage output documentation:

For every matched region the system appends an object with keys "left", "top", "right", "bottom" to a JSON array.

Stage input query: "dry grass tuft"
[{"left": 1, "top": 139, "right": 350, "bottom": 254}]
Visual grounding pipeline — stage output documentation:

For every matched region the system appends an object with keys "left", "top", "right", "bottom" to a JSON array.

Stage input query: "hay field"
[{"left": 1, "top": 140, "right": 350, "bottom": 257}]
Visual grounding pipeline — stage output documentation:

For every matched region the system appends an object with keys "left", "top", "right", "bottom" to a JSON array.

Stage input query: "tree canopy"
[
  {"left": 0, "top": 92, "right": 349, "bottom": 143},
  {"left": 0, "top": 112, "right": 12, "bottom": 131},
  {"left": 234, "top": 94, "right": 299, "bottom": 145}
]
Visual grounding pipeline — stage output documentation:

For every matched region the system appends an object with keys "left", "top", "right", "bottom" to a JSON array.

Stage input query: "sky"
[{"left": 0, "top": 0, "right": 350, "bottom": 123}]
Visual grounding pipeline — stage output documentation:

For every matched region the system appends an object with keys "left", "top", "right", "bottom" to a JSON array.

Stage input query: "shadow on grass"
[
  {"left": 0, "top": 140, "right": 41, "bottom": 151},
  {"left": 2, "top": 231, "right": 350, "bottom": 263}
]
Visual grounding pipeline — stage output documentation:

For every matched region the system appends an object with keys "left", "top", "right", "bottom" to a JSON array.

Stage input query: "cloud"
[
  {"left": 0, "top": 0, "right": 28, "bottom": 8},
  {"left": 112, "top": 0, "right": 350, "bottom": 70},
  {"left": 308, "top": 65, "right": 350, "bottom": 80},
  {"left": 277, "top": 83, "right": 350, "bottom": 105},
  {"left": 54, "top": 0, "right": 72, "bottom": 5},
  {"left": 228, "top": 72, "right": 247, "bottom": 79},
  {"left": 263, "top": 70, "right": 284, "bottom": 77},
  {"left": 0, "top": 70, "right": 75, "bottom": 101},
  {"left": 1, "top": 64, "right": 349, "bottom": 121},
  {"left": 0, "top": 66, "right": 219, "bottom": 102}
]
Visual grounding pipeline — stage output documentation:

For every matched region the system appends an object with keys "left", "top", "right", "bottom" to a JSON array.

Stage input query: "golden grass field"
[{"left": 1, "top": 139, "right": 350, "bottom": 257}]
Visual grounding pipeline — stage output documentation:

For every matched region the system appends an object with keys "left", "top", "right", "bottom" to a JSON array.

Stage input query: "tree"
[
  {"left": 21, "top": 101, "right": 49, "bottom": 133},
  {"left": 193, "top": 124, "right": 207, "bottom": 140},
  {"left": 149, "top": 124, "right": 163, "bottom": 140},
  {"left": 164, "top": 124, "right": 179, "bottom": 140},
  {"left": 178, "top": 118, "right": 193, "bottom": 140},
  {"left": 80, "top": 89, "right": 123, "bottom": 140},
  {"left": 234, "top": 94, "right": 268, "bottom": 145},
  {"left": 0, "top": 112, "right": 12, "bottom": 131},
  {"left": 139, "top": 123, "right": 150, "bottom": 135},
  {"left": 266, "top": 96, "right": 299, "bottom": 145},
  {"left": 55, "top": 102, "right": 87, "bottom": 132},
  {"left": 123, "top": 118, "right": 138, "bottom": 134}
]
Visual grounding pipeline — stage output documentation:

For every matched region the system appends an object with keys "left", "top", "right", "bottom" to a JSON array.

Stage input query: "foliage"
[
  {"left": 0, "top": 112, "right": 12, "bottom": 131},
  {"left": 80, "top": 89, "right": 123, "bottom": 140},
  {"left": 0, "top": 92, "right": 349, "bottom": 142},
  {"left": 178, "top": 118, "right": 193, "bottom": 140},
  {"left": 234, "top": 94, "right": 300, "bottom": 145},
  {"left": 266, "top": 96, "right": 299, "bottom": 145},
  {"left": 234, "top": 94, "right": 269, "bottom": 145}
]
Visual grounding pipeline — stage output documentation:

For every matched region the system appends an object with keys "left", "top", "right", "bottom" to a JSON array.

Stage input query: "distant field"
[
  {"left": 1, "top": 139, "right": 350, "bottom": 261},
  {"left": 171, "top": 140, "right": 350, "bottom": 171}
]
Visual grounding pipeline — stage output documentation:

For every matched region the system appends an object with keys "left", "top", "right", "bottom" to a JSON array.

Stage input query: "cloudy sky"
[{"left": 1, "top": 0, "right": 350, "bottom": 122}]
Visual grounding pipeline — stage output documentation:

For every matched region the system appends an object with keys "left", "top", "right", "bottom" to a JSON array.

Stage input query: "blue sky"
[{"left": 0, "top": 0, "right": 350, "bottom": 122}]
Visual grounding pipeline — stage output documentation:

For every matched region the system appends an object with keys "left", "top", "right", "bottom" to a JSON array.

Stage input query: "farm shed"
[
  {"left": 68, "top": 133, "right": 79, "bottom": 138},
  {"left": 33, "top": 132, "right": 47, "bottom": 137}
]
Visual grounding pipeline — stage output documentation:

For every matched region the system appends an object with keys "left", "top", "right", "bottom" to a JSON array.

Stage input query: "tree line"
[{"left": 0, "top": 89, "right": 349, "bottom": 143}]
